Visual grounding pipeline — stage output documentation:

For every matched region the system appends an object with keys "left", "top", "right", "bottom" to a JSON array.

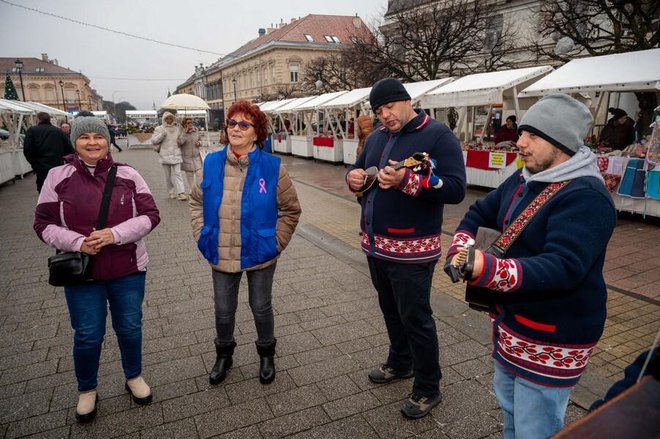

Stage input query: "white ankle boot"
[
  {"left": 125, "top": 376, "right": 153, "bottom": 405},
  {"left": 76, "top": 390, "right": 98, "bottom": 423}
]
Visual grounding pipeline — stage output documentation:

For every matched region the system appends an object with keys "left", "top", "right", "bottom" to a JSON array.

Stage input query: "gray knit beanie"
[
  {"left": 518, "top": 94, "right": 592, "bottom": 156},
  {"left": 70, "top": 116, "right": 111, "bottom": 147}
]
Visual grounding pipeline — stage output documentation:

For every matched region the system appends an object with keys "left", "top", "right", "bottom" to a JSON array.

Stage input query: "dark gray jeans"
[{"left": 211, "top": 263, "right": 277, "bottom": 345}]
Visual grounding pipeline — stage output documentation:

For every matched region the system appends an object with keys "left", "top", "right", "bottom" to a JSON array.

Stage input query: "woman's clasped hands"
[{"left": 81, "top": 228, "right": 115, "bottom": 255}]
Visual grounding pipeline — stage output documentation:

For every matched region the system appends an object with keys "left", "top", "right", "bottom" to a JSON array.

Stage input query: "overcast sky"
[{"left": 0, "top": 0, "right": 387, "bottom": 109}]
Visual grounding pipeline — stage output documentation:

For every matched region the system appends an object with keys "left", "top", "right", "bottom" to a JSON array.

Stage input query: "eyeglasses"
[{"left": 227, "top": 118, "right": 254, "bottom": 131}]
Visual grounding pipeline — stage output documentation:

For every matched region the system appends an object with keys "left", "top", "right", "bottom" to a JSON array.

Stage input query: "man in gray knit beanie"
[
  {"left": 446, "top": 92, "right": 614, "bottom": 438},
  {"left": 70, "top": 116, "right": 111, "bottom": 147}
]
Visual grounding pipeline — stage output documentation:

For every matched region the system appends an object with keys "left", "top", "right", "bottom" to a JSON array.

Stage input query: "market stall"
[
  {"left": 271, "top": 97, "right": 316, "bottom": 154},
  {"left": 519, "top": 49, "right": 660, "bottom": 216},
  {"left": 419, "top": 66, "right": 554, "bottom": 188},
  {"left": 125, "top": 110, "right": 158, "bottom": 148},
  {"left": 316, "top": 87, "right": 372, "bottom": 164},
  {"left": 0, "top": 99, "right": 71, "bottom": 184},
  {"left": 288, "top": 91, "right": 348, "bottom": 160}
]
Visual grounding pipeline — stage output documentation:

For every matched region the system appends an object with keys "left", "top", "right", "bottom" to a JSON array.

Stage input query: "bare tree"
[
  {"left": 340, "top": 0, "right": 521, "bottom": 82},
  {"left": 535, "top": 0, "right": 659, "bottom": 133},
  {"left": 300, "top": 54, "right": 370, "bottom": 94}
]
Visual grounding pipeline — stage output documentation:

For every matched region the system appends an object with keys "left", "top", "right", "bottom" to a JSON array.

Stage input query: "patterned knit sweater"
[{"left": 447, "top": 161, "right": 616, "bottom": 387}]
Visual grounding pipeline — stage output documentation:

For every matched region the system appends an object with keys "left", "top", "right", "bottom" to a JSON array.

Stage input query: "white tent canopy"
[
  {"left": 294, "top": 91, "right": 349, "bottom": 111},
  {"left": 519, "top": 49, "right": 660, "bottom": 96},
  {"left": 421, "top": 66, "right": 553, "bottom": 108},
  {"left": 402, "top": 78, "right": 454, "bottom": 104},
  {"left": 318, "top": 87, "right": 372, "bottom": 110},
  {"left": 0, "top": 99, "right": 70, "bottom": 117},
  {"left": 259, "top": 99, "right": 294, "bottom": 113},
  {"left": 273, "top": 96, "right": 316, "bottom": 114}
]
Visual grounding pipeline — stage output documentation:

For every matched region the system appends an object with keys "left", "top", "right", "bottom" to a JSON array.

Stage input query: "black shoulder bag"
[{"left": 47, "top": 165, "right": 117, "bottom": 287}]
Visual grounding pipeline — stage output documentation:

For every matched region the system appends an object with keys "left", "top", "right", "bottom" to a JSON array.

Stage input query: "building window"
[
  {"left": 332, "top": 36, "right": 341, "bottom": 43},
  {"left": 289, "top": 63, "right": 299, "bottom": 83},
  {"left": 484, "top": 14, "right": 503, "bottom": 52},
  {"left": 324, "top": 35, "right": 340, "bottom": 43},
  {"left": 304, "top": 34, "right": 314, "bottom": 42},
  {"left": 324, "top": 35, "right": 333, "bottom": 42}
]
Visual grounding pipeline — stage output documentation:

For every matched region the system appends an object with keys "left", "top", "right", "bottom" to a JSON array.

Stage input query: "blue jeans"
[
  {"left": 211, "top": 263, "right": 276, "bottom": 346},
  {"left": 64, "top": 272, "right": 146, "bottom": 392},
  {"left": 494, "top": 360, "right": 573, "bottom": 439},
  {"left": 367, "top": 257, "right": 440, "bottom": 398}
]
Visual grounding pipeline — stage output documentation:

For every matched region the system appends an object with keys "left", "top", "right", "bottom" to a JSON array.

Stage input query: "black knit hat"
[{"left": 369, "top": 78, "right": 411, "bottom": 111}]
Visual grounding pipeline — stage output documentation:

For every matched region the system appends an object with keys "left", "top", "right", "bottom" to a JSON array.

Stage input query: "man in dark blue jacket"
[
  {"left": 23, "top": 112, "right": 74, "bottom": 192},
  {"left": 446, "top": 94, "right": 616, "bottom": 438},
  {"left": 347, "top": 78, "right": 466, "bottom": 419}
]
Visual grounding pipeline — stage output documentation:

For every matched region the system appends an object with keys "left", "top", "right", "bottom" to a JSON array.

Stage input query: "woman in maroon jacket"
[{"left": 34, "top": 117, "right": 160, "bottom": 423}]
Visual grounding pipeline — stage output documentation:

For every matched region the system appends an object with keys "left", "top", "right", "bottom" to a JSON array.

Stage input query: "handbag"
[
  {"left": 464, "top": 180, "right": 571, "bottom": 312},
  {"left": 47, "top": 165, "right": 117, "bottom": 287}
]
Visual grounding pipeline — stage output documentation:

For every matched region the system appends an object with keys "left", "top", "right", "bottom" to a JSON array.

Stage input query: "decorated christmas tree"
[{"left": 4, "top": 74, "right": 19, "bottom": 100}]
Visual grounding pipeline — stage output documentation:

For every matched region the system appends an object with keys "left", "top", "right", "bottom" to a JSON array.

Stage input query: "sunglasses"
[{"left": 227, "top": 119, "right": 254, "bottom": 131}]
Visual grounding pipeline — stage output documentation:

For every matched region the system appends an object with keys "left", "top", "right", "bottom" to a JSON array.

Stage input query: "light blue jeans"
[
  {"left": 494, "top": 360, "right": 573, "bottom": 439},
  {"left": 64, "top": 272, "right": 146, "bottom": 391}
]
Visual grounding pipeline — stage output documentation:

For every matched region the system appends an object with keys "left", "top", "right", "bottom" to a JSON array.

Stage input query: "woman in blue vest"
[{"left": 190, "top": 101, "right": 301, "bottom": 385}]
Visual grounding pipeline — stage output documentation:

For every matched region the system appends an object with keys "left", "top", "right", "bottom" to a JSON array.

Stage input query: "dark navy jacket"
[{"left": 348, "top": 110, "right": 466, "bottom": 263}]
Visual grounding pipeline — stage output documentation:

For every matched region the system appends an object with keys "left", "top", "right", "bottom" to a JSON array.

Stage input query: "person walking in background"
[
  {"left": 151, "top": 112, "right": 186, "bottom": 200},
  {"left": 107, "top": 123, "right": 123, "bottom": 152},
  {"left": 33, "top": 117, "right": 160, "bottom": 423},
  {"left": 445, "top": 94, "right": 616, "bottom": 438},
  {"left": 494, "top": 115, "right": 519, "bottom": 146},
  {"left": 190, "top": 101, "right": 301, "bottom": 387},
  {"left": 177, "top": 117, "right": 203, "bottom": 194},
  {"left": 346, "top": 78, "right": 466, "bottom": 419},
  {"left": 23, "top": 112, "right": 74, "bottom": 192},
  {"left": 60, "top": 121, "right": 74, "bottom": 150}
]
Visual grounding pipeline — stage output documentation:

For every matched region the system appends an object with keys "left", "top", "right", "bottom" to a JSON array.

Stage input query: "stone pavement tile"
[
  {"left": 288, "top": 356, "right": 362, "bottom": 388},
  {"left": 265, "top": 383, "right": 327, "bottom": 417},
  {"left": 316, "top": 375, "right": 361, "bottom": 402},
  {"left": 311, "top": 320, "right": 380, "bottom": 346},
  {"left": 0, "top": 348, "right": 47, "bottom": 371},
  {"left": 294, "top": 345, "right": 344, "bottom": 366},
  {"left": 225, "top": 373, "right": 297, "bottom": 405},
  {"left": 441, "top": 340, "right": 492, "bottom": 367},
  {"left": 451, "top": 356, "right": 494, "bottom": 380},
  {"left": 322, "top": 390, "right": 382, "bottom": 421},
  {"left": 194, "top": 398, "right": 273, "bottom": 438},
  {"left": 139, "top": 417, "right": 198, "bottom": 439},
  {"left": 161, "top": 385, "right": 230, "bottom": 423},
  {"left": 298, "top": 314, "right": 347, "bottom": 332},
  {"left": 0, "top": 388, "right": 52, "bottom": 423},
  {"left": 0, "top": 382, "right": 26, "bottom": 400},
  {"left": 368, "top": 379, "right": 415, "bottom": 405},
  {"left": 259, "top": 406, "right": 330, "bottom": 438},
  {"left": 441, "top": 410, "right": 502, "bottom": 439},
  {"left": 287, "top": 414, "right": 379, "bottom": 439}
]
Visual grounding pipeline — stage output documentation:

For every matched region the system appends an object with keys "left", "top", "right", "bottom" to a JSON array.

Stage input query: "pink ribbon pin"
[{"left": 258, "top": 178, "right": 267, "bottom": 193}]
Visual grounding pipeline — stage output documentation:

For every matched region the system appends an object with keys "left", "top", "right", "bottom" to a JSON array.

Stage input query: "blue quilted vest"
[{"left": 198, "top": 147, "right": 281, "bottom": 269}]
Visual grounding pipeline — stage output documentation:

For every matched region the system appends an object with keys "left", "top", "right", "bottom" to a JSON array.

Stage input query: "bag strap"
[
  {"left": 489, "top": 180, "right": 571, "bottom": 255},
  {"left": 96, "top": 165, "right": 117, "bottom": 229}
]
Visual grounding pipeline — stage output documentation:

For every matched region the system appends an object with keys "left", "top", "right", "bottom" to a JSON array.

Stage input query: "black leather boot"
[
  {"left": 256, "top": 339, "right": 276, "bottom": 385},
  {"left": 209, "top": 341, "right": 236, "bottom": 385}
]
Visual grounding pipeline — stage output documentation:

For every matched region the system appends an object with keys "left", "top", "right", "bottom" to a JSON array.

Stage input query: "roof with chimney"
[{"left": 0, "top": 55, "right": 86, "bottom": 78}]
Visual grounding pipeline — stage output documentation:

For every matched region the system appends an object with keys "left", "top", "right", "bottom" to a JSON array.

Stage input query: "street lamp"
[
  {"left": 111, "top": 90, "right": 121, "bottom": 116},
  {"left": 14, "top": 59, "right": 26, "bottom": 102},
  {"left": 58, "top": 80, "right": 65, "bottom": 111},
  {"left": 232, "top": 78, "right": 237, "bottom": 102},
  {"left": 315, "top": 72, "right": 323, "bottom": 91},
  {"left": 76, "top": 89, "right": 81, "bottom": 110}
]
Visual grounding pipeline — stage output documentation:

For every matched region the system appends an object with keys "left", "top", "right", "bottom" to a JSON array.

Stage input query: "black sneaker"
[
  {"left": 368, "top": 364, "right": 414, "bottom": 384},
  {"left": 401, "top": 392, "right": 442, "bottom": 419}
]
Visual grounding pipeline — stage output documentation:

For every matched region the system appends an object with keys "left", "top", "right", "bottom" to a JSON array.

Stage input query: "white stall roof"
[
  {"left": 0, "top": 99, "right": 33, "bottom": 114},
  {"left": 0, "top": 99, "right": 69, "bottom": 116},
  {"left": 420, "top": 66, "right": 553, "bottom": 108},
  {"left": 403, "top": 78, "right": 454, "bottom": 102},
  {"left": 273, "top": 96, "right": 317, "bottom": 113},
  {"left": 176, "top": 109, "right": 207, "bottom": 117},
  {"left": 28, "top": 102, "right": 71, "bottom": 117},
  {"left": 259, "top": 99, "right": 294, "bottom": 113},
  {"left": 126, "top": 110, "right": 158, "bottom": 118},
  {"left": 318, "top": 87, "right": 372, "bottom": 109},
  {"left": 519, "top": 49, "right": 660, "bottom": 96},
  {"left": 294, "top": 91, "right": 349, "bottom": 111},
  {"left": 91, "top": 111, "right": 108, "bottom": 118}
]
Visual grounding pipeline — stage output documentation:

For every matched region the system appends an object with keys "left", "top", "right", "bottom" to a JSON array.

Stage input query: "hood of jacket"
[
  {"left": 523, "top": 145, "right": 604, "bottom": 184},
  {"left": 161, "top": 111, "right": 176, "bottom": 126}
]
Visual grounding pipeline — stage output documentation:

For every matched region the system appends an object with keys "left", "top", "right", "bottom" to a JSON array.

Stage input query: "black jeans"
[
  {"left": 368, "top": 257, "right": 441, "bottom": 398},
  {"left": 211, "top": 263, "right": 277, "bottom": 345}
]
